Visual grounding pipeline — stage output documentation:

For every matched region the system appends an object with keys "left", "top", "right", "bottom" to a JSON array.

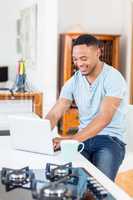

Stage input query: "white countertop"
[{"left": 0, "top": 136, "right": 132, "bottom": 200}]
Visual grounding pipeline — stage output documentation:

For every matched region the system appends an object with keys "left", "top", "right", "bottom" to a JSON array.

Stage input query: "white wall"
[
  {"left": 26, "top": 0, "right": 58, "bottom": 115},
  {"left": 15, "top": 0, "right": 58, "bottom": 116},
  {"left": 0, "top": 0, "right": 35, "bottom": 81},
  {"left": 58, "top": 0, "right": 124, "bottom": 34},
  {"left": 123, "top": 0, "right": 132, "bottom": 100},
  {"left": 0, "top": 0, "right": 58, "bottom": 116},
  {"left": 17, "top": 0, "right": 58, "bottom": 115},
  {"left": 0, "top": 0, "right": 18, "bottom": 81}
]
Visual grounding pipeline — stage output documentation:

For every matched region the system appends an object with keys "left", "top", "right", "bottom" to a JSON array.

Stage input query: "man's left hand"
[{"left": 53, "top": 136, "right": 73, "bottom": 151}]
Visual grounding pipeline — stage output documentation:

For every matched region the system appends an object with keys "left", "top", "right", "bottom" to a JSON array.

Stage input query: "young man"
[{"left": 46, "top": 34, "right": 127, "bottom": 181}]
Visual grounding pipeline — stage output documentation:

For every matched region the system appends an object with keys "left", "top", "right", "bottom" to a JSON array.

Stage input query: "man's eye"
[
  {"left": 81, "top": 57, "right": 88, "bottom": 61},
  {"left": 73, "top": 59, "right": 77, "bottom": 63}
]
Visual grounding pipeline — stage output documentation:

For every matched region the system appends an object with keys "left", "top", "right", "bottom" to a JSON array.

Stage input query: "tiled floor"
[
  {"left": 115, "top": 169, "right": 133, "bottom": 198},
  {"left": 115, "top": 152, "right": 133, "bottom": 198}
]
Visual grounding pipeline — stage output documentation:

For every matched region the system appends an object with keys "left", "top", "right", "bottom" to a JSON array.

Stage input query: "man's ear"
[{"left": 97, "top": 47, "right": 101, "bottom": 58}]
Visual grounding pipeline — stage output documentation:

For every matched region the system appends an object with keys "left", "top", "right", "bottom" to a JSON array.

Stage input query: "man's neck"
[{"left": 86, "top": 61, "right": 104, "bottom": 84}]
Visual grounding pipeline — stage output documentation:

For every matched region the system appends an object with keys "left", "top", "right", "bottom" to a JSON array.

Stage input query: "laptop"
[{"left": 8, "top": 115, "right": 60, "bottom": 155}]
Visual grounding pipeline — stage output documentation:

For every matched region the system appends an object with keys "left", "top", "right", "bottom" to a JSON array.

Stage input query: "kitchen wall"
[
  {"left": 26, "top": 0, "right": 58, "bottom": 115},
  {"left": 58, "top": 0, "right": 124, "bottom": 34},
  {"left": 123, "top": 0, "right": 132, "bottom": 100},
  {"left": 0, "top": 0, "right": 35, "bottom": 81},
  {"left": 0, "top": 0, "right": 58, "bottom": 115}
]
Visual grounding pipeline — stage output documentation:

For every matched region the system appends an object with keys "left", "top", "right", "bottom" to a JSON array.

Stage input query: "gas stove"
[{"left": 0, "top": 163, "right": 116, "bottom": 200}]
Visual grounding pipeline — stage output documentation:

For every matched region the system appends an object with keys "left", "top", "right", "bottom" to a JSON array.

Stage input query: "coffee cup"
[{"left": 60, "top": 139, "right": 84, "bottom": 162}]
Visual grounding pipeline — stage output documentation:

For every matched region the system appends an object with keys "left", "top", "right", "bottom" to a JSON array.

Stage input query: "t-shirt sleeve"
[
  {"left": 59, "top": 78, "right": 74, "bottom": 101},
  {"left": 104, "top": 69, "right": 127, "bottom": 99}
]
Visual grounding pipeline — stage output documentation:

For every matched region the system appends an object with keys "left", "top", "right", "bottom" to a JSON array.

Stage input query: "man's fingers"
[
  {"left": 53, "top": 138, "right": 61, "bottom": 150},
  {"left": 54, "top": 143, "right": 60, "bottom": 151}
]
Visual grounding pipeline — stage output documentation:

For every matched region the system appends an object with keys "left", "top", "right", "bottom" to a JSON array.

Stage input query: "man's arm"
[
  {"left": 72, "top": 96, "right": 121, "bottom": 142},
  {"left": 45, "top": 98, "right": 72, "bottom": 129}
]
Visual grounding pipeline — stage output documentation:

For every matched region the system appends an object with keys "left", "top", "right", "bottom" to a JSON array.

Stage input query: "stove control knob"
[
  {"left": 96, "top": 190, "right": 108, "bottom": 199},
  {"left": 90, "top": 180, "right": 97, "bottom": 184},
  {"left": 92, "top": 183, "right": 100, "bottom": 187},
  {"left": 87, "top": 176, "right": 94, "bottom": 181},
  {"left": 87, "top": 182, "right": 95, "bottom": 190}
]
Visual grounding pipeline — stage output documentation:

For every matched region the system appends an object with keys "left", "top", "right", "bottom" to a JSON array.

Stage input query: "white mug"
[{"left": 60, "top": 139, "right": 84, "bottom": 162}]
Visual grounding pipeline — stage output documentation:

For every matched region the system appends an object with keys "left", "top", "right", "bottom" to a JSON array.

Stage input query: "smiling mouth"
[{"left": 81, "top": 70, "right": 88, "bottom": 73}]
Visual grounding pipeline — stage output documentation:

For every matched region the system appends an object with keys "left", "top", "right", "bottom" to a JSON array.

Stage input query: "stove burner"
[
  {"left": 45, "top": 162, "right": 72, "bottom": 181},
  {"left": 55, "top": 168, "right": 69, "bottom": 177},
  {"left": 32, "top": 175, "right": 73, "bottom": 200},
  {"left": 9, "top": 171, "right": 27, "bottom": 183},
  {"left": 41, "top": 183, "right": 68, "bottom": 198},
  {"left": 1, "top": 166, "right": 35, "bottom": 191},
  {"left": 0, "top": 163, "right": 110, "bottom": 200}
]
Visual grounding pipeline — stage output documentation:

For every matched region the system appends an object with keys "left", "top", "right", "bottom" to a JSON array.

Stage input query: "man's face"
[{"left": 72, "top": 44, "right": 101, "bottom": 76}]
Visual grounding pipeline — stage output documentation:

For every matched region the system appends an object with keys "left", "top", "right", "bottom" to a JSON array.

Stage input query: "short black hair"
[{"left": 73, "top": 34, "right": 99, "bottom": 47}]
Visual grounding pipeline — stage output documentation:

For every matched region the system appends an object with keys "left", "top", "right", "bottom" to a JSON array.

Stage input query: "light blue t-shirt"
[{"left": 60, "top": 63, "right": 127, "bottom": 141}]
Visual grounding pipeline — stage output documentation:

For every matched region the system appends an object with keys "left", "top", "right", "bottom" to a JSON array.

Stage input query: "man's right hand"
[
  {"left": 53, "top": 137, "right": 61, "bottom": 151},
  {"left": 53, "top": 136, "right": 73, "bottom": 151}
]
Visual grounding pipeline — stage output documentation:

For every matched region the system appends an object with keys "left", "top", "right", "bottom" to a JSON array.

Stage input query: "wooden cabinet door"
[{"left": 60, "top": 108, "right": 79, "bottom": 135}]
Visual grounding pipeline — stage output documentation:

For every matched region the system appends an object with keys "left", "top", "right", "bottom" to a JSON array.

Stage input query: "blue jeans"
[{"left": 81, "top": 135, "right": 126, "bottom": 181}]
